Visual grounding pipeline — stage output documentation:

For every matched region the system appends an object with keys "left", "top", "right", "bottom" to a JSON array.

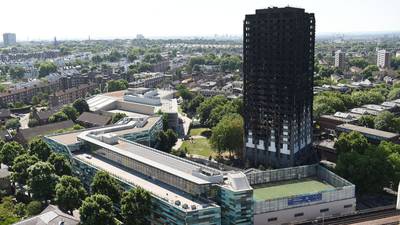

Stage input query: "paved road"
[{"left": 173, "top": 112, "right": 192, "bottom": 150}]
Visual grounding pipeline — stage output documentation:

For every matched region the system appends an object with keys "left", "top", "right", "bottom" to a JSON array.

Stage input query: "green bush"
[{"left": 26, "top": 201, "right": 42, "bottom": 216}]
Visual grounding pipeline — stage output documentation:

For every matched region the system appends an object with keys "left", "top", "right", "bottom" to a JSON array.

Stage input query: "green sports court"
[{"left": 253, "top": 178, "right": 335, "bottom": 201}]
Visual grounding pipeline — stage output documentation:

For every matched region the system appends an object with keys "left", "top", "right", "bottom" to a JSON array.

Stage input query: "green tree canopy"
[
  {"left": 48, "top": 152, "right": 72, "bottom": 176},
  {"left": 220, "top": 55, "right": 241, "bottom": 72},
  {"left": 210, "top": 114, "right": 244, "bottom": 158},
  {"left": 156, "top": 129, "right": 178, "bottom": 153},
  {"left": 61, "top": 106, "right": 78, "bottom": 121},
  {"left": 106, "top": 49, "right": 122, "bottom": 62},
  {"left": 0, "top": 141, "right": 25, "bottom": 167},
  {"left": 29, "top": 138, "right": 52, "bottom": 161},
  {"left": 358, "top": 115, "right": 375, "bottom": 128},
  {"left": 91, "top": 171, "right": 122, "bottom": 204},
  {"left": 336, "top": 147, "right": 392, "bottom": 194},
  {"left": 26, "top": 201, "right": 42, "bottom": 216},
  {"left": 362, "top": 65, "right": 379, "bottom": 78},
  {"left": 391, "top": 57, "right": 400, "bottom": 70},
  {"left": 374, "top": 111, "right": 400, "bottom": 133},
  {"left": 79, "top": 194, "right": 116, "bottom": 225},
  {"left": 49, "top": 111, "right": 69, "bottom": 123},
  {"left": 334, "top": 131, "right": 369, "bottom": 155},
  {"left": 176, "top": 84, "right": 194, "bottom": 101},
  {"left": 73, "top": 98, "right": 90, "bottom": 114},
  {"left": 121, "top": 187, "right": 152, "bottom": 225},
  {"left": 55, "top": 175, "right": 87, "bottom": 214},
  {"left": 182, "top": 93, "right": 204, "bottom": 116},
  {"left": 5, "top": 118, "right": 21, "bottom": 129},
  {"left": 111, "top": 112, "right": 127, "bottom": 123},
  {"left": 12, "top": 154, "right": 39, "bottom": 186},
  {"left": 388, "top": 88, "right": 400, "bottom": 100},
  {"left": 9, "top": 66, "right": 26, "bottom": 80},
  {"left": 197, "top": 95, "right": 228, "bottom": 127},
  {"left": 349, "top": 58, "right": 369, "bottom": 69},
  {"left": 37, "top": 61, "right": 57, "bottom": 78},
  {"left": 27, "top": 161, "right": 58, "bottom": 201},
  {"left": 208, "top": 101, "right": 241, "bottom": 128},
  {"left": 107, "top": 79, "right": 128, "bottom": 92}
]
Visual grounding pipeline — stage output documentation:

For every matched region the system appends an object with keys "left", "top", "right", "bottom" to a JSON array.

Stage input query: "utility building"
[{"left": 243, "top": 7, "right": 315, "bottom": 168}]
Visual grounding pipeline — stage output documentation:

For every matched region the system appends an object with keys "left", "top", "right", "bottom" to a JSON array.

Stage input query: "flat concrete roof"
[
  {"left": 337, "top": 123, "right": 399, "bottom": 139},
  {"left": 111, "top": 139, "right": 210, "bottom": 185},
  {"left": 47, "top": 116, "right": 161, "bottom": 146},
  {"left": 74, "top": 153, "right": 212, "bottom": 211},
  {"left": 48, "top": 131, "right": 81, "bottom": 145},
  {"left": 111, "top": 116, "right": 160, "bottom": 136},
  {"left": 102, "top": 90, "right": 125, "bottom": 100},
  {"left": 108, "top": 109, "right": 148, "bottom": 118}
]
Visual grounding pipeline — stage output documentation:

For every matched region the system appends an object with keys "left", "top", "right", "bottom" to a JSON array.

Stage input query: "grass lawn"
[
  {"left": 189, "top": 128, "right": 211, "bottom": 137},
  {"left": 253, "top": 178, "right": 335, "bottom": 201},
  {"left": 180, "top": 138, "right": 215, "bottom": 158}
]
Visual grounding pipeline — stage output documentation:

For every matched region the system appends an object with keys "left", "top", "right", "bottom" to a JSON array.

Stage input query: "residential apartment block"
[
  {"left": 377, "top": 49, "right": 391, "bottom": 69},
  {"left": 3, "top": 33, "right": 16, "bottom": 46},
  {"left": 243, "top": 7, "right": 315, "bottom": 168},
  {"left": 49, "top": 83, "right": 97, "bottom": 107},
  {"left": 334, "top": 50, "right": 346, "bottom": 70}
]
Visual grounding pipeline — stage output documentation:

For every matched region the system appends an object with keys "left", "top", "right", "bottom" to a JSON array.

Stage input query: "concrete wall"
[{"left": 254, "top": 198, "right": 356, "bottom": 225}]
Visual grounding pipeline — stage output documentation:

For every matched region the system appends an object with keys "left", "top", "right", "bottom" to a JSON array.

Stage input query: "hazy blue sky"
[{"left": 1, "top": 0, "right": 399, "bottom": 40}]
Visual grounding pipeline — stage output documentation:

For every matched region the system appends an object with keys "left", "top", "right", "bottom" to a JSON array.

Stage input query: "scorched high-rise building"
[{"left": 243, "top": 7, "right": 315, "bottom": 168}]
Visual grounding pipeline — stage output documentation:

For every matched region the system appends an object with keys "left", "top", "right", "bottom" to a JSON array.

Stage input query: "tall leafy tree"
[
  {"left": 91, "top": 171, "right": 121, "bottom": 204},
  {"left": 374, "top": 111, "right": 400, "bottom": 132},
  {"left": 121, "top": 187, "right": 152, "bottom": 225},
  {"left": 62, "top": 106, "right": 78, "bottom": 121},
  {"left": 156, "top": 129, "right": 177, "bottom": 153},
  {"left": 49, "top": 111, "right": 69, "bottom": 123},
  {"left": 12, "top": 154, "right": 39, "bottom": 186},
  {"left": 73, "top": 98, "right": 90, "bottom": 114},
  {"left": 334, "top": 131, "right": 369, "bottom": 155},
  {"left": 27, "top": 161, "right": 58, "bottom": 201},
  {"left": 358, "top": 115, "right": 375, "bottom": 128},
  {"left": 197, "top": 95, "right": 228, "bottom": 127},
  {"left": 210, "top": 114, "right": 244, "bottom": 158},
  {"left": 48, "top": 152, "right": 72, "bottom": 176},
  {"left": 79, "top": 194, "right": 116, "bottom": 225},
  {"left": 336, "top": 147, "right": 391, "bottom": 194},
  {"left": 107, "top": 79, "right": 128, "bottom": 92},
  {"left": 29, "top": 138, "right": 52, "bottom": 161},
  {"left": 55, "top": 175, "right": 87, "bottom": 214},
  {"left": 0, "top": 141, "right": 25, "bottom": 167}
]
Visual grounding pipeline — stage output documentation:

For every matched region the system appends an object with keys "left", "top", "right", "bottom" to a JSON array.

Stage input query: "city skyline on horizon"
[{"left": 1, "top": 0, "right": 400, "bottom": 41}]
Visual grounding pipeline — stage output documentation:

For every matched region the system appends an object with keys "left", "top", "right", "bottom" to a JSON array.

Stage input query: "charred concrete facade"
[{"left": 243, "top": 7, "right": 315, "bottom": 168}]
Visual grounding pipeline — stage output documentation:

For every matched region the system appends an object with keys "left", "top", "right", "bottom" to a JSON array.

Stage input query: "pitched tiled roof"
[
  {"left": 0, "top": 109, "right": 11, "bottom": 118},
  {"left": 14, "top": 205, "right": 79, "bottom": 225},
  {"left": 18, "top": 120, "right": 74, "bottom": 142}
]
